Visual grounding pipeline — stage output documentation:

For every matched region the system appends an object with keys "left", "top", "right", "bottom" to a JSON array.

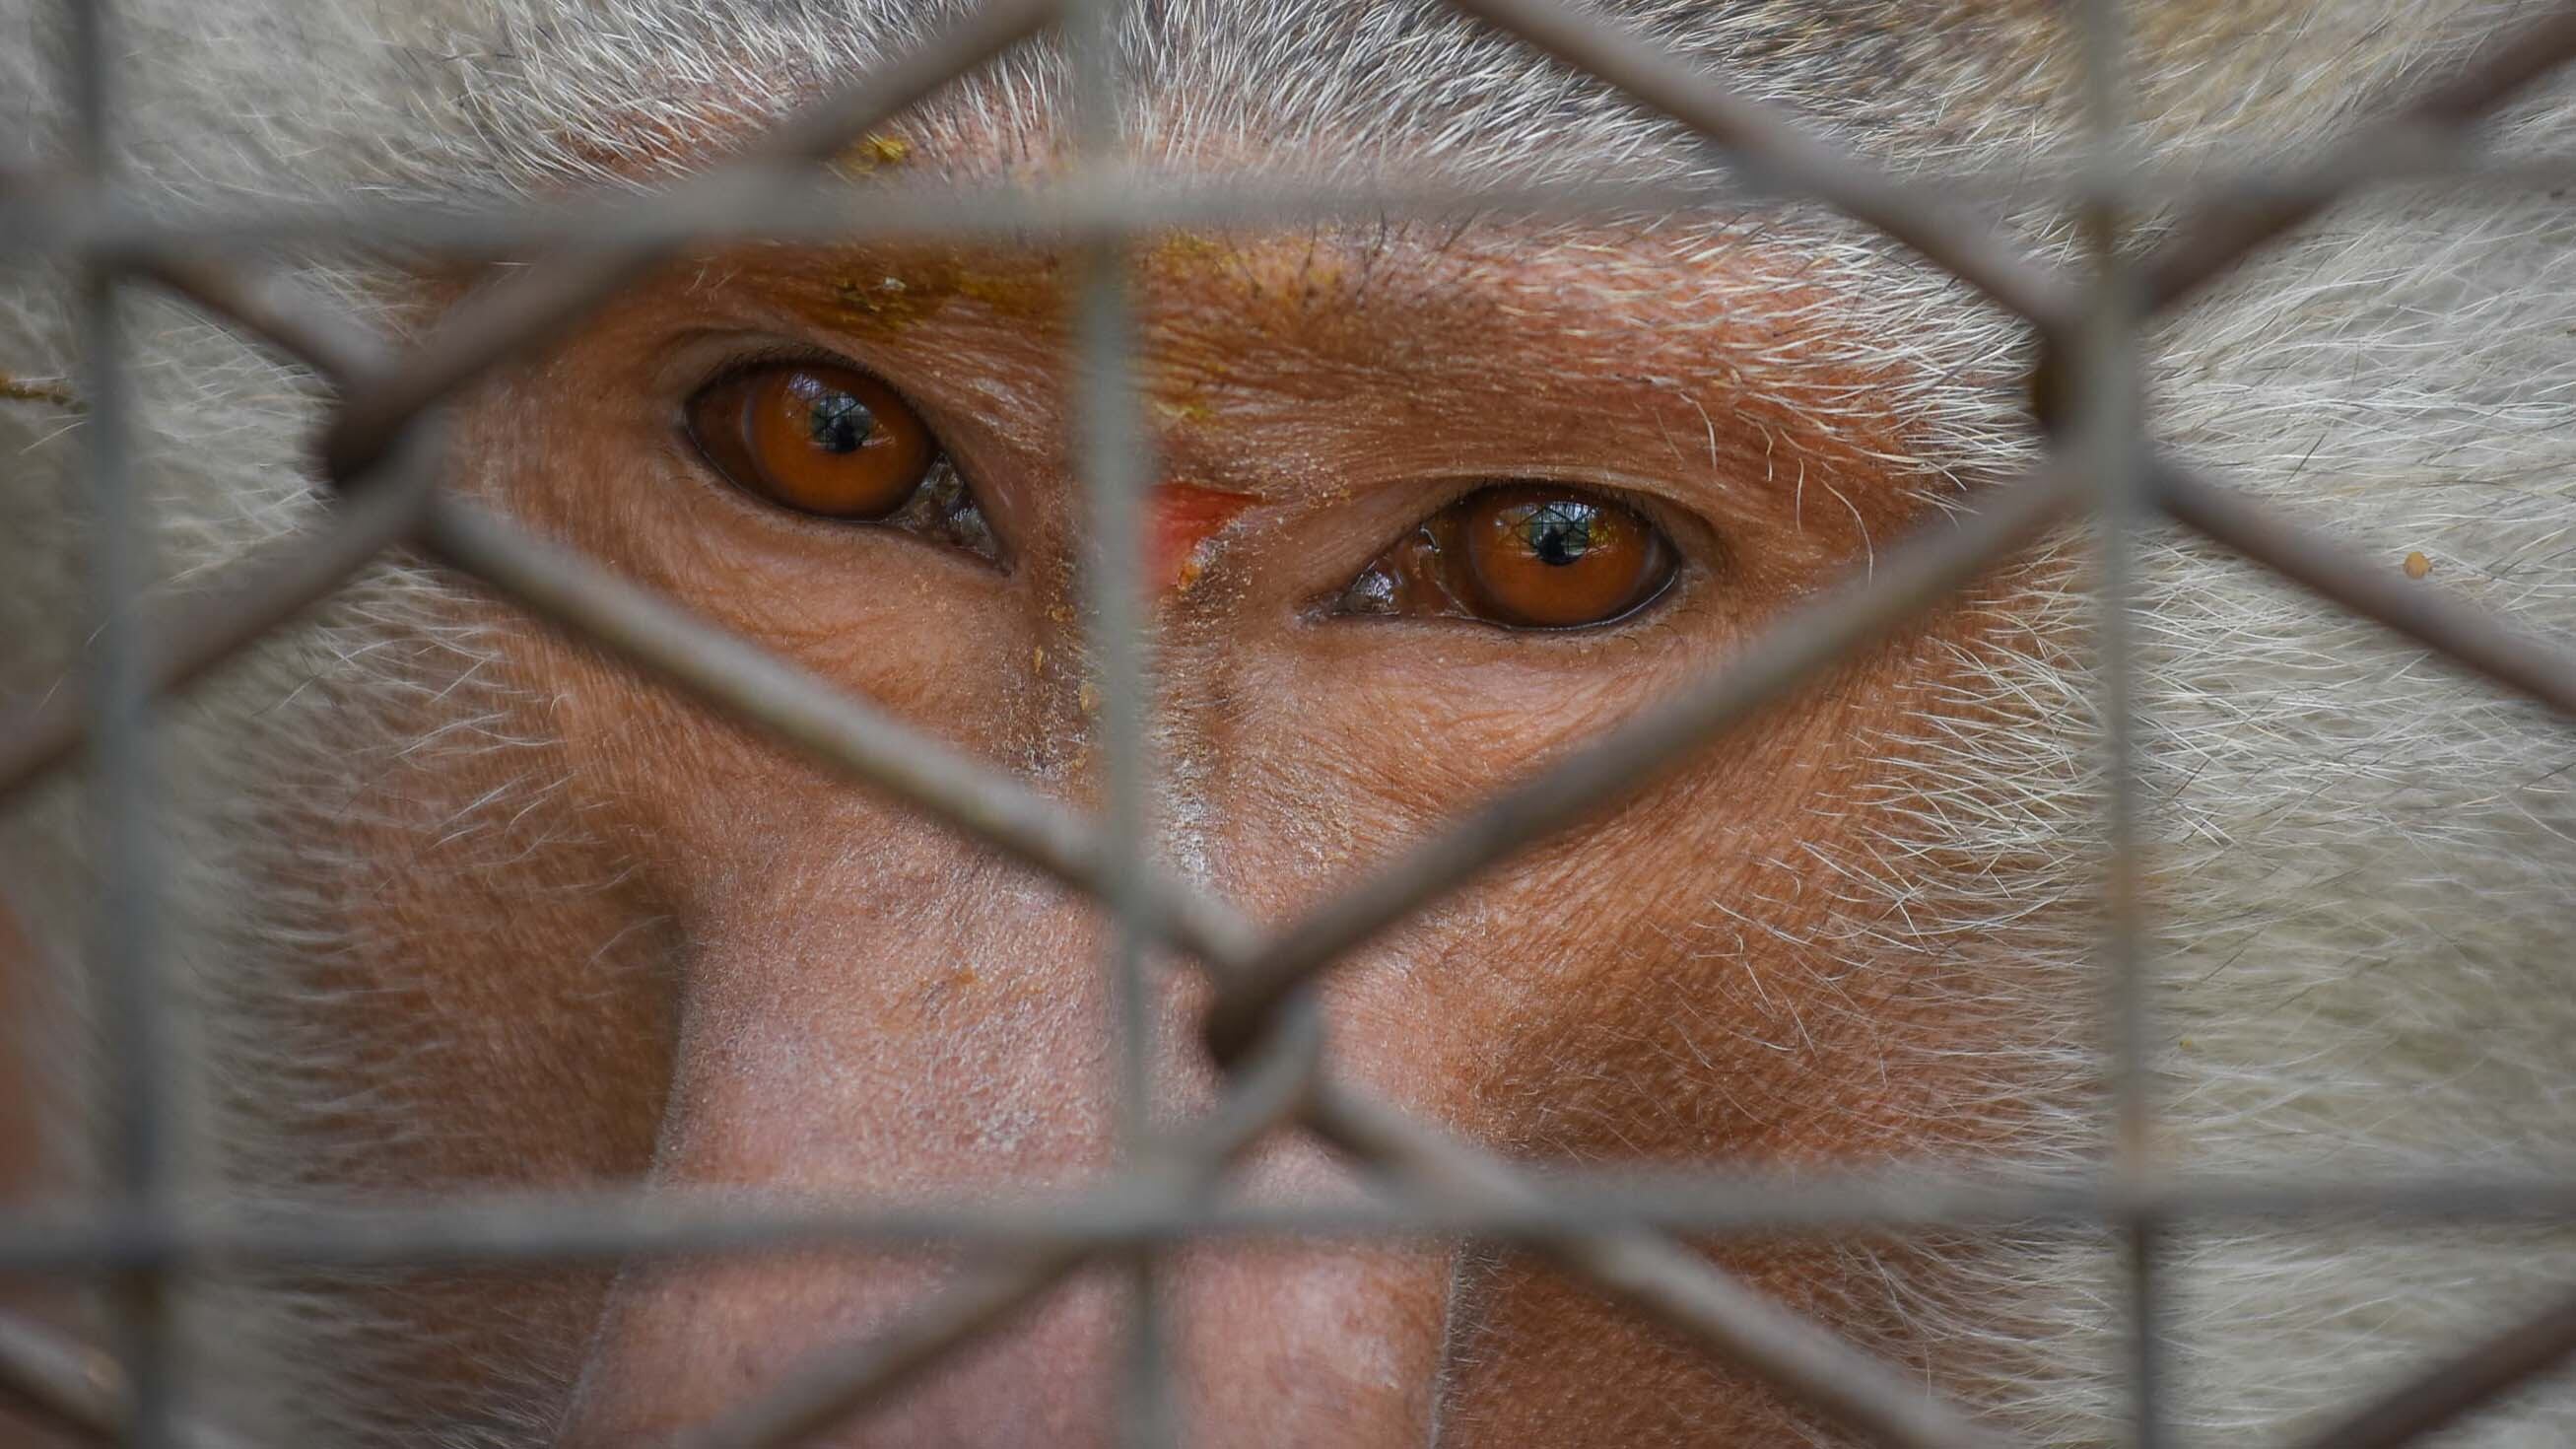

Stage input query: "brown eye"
[
  {"left": 687, "top": 363, "right": 937, "bottom": 518},
  {"left": 1457, "top": 487, "right": 1673, "bottom": 628},
  {"left": 1336, "top": 483, "right": 1678, "bottom": 630}
]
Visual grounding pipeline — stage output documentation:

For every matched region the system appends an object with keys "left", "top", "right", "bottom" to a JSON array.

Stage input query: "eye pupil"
[
  {"left": 807, "top": 389, "right": 875, "bottom": 453},
  {"left": 1519, "top": 502, "right": 1594, "bottom": 566}
]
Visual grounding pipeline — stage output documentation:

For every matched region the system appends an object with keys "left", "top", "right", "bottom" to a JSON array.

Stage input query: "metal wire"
[
  {"left": 4, "top": 1161, "right": 2576, "bottom": 1278},
  {"left": 1302, "top": 1084, "right": 2010, "bottom": 1449},
  {"left": 2066, "top": 5, "right": 2165, "bottom": 1445},
  {"left": 0, "top": 430, "right": 440, "bottom": 810},
  {"left": 1054, "top": 0, "right": 1174, "bottom": 1438},
  {"left": 58, "top": 2, "right": 182, "bottom": 1446},
  {"left": 27, "top": 149, "right": 2576, "bottom": 268},
  {"left": 8, "top": 0, "right": 2576, "bottom": 1445}
]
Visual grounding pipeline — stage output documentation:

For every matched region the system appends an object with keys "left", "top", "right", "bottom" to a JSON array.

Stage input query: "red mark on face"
[{"left": 1149, "top": 483, "right": 1258, "bottom": 592}]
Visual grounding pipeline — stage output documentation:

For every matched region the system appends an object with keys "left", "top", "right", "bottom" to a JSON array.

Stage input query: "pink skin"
[{"left": 0, "top": 219, "right": 2037, "bottom": 1445}]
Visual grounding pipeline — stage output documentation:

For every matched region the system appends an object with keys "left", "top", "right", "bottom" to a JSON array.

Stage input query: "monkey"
[{"left": 3, "top": 0, "right": 2575, "bottom": 1443}]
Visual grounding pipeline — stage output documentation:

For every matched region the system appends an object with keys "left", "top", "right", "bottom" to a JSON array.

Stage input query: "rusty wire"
[{"left": 7, "top": 0, "right": 2576, "bottom": 1445}]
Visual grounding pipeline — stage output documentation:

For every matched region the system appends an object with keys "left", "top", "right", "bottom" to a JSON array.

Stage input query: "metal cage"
[{"left": 6, "top": 0, "right": 2576, "bottom": 1445}]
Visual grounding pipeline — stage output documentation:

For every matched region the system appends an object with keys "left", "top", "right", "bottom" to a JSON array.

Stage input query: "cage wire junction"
[{"left": 6, "top": 0, "right": 2576, "bottom": 1445}]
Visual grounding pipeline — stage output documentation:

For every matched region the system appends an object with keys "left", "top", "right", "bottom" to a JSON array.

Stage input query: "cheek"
[
  {"left": 462, "top": 415, "right": 1070, "bottom": 893},
  {"left": 1436, "top": 1247, "right": 1858, "bottom": 1444},
  {"left": 1193, "top": 633, "right": 1677, "bottom": 900},
  {"left": 1160, "top": 615, "right": 2035, "bottom": 1439},
  {"left": 1189, "top": 612, "right": 2004, "bottom": 1152}
]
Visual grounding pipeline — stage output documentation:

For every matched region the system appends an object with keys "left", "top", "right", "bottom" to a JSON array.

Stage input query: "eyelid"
[
  {"left": 691, "top": 341, "right": 878, "bottom": 398},
  {"left": 1371, "top": 468, "right": 1722, "bottom": 564}
]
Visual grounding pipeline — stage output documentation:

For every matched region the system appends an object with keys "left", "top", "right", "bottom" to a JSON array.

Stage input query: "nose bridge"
[
  {"left": 563, "top": 860, "right": 1111, "bottom": 1444},
  {"left": 664, "top": 851, "right": 1122, "bottom": 1192},
  {"left": 559, "top": 818, "right": 1465, "bottom": 1445}
]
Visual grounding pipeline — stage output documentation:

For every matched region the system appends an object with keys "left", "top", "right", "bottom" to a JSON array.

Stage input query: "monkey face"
[
  {"left": 240, "top": 220, "right": 2069, "bottom": 1446},
  {"left": 9, "top": 3, "right": 2576, "bottom": 1447}
]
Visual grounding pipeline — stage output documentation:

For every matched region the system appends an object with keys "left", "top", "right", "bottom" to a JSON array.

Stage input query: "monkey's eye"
[
  {"left": 1335, "top": 483, "right": 1677, "bottom": 629},
  {"left": 685, "top": 361, "right": 995, "bottom": 559}
]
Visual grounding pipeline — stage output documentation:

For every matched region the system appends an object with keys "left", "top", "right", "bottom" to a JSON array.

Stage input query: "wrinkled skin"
[
  {"left": 0, "top": 47, "right": 2090, "bottom": 1444},
  {"left": 320, "top": 227, "right": 2041, "bottom": 1445},
  {"left": 17, "top": 0, "right": 2576, "bottom": 1442},
  {"left": 0, "top": 76, "right": 2071, "bottom": 1445}
]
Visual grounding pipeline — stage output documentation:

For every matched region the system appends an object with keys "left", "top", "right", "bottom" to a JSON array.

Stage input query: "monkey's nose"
[
  {"left": 558, "top": 1208, "right": 1451, "bottom": 1447},
  {"left": 553, "top": 866, "right": 1452, "bottom": 1447}
]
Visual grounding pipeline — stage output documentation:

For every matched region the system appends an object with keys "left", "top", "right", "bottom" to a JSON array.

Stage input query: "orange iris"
[
  {"left": 1454, "top": 485, "right": 1674, "bottom": 628},
  {"left": 687, "top": 363, "right": 936, "bottom": 518}
]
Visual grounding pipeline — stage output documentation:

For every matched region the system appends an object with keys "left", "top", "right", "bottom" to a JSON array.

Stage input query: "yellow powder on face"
[
  {"left": 824, "top": 264, "right": 954, "bottom": 331},
  {"left": 831, "top": 132, "right": 915, "bottom": 178},
  {"left": 816, "top": 249, "right": 1070, "bottom": 336}
]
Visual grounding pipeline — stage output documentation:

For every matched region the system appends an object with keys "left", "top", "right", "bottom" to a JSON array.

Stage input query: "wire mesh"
[{"left": 5, "top": 0, "right": 2576, "bottom": 1445}]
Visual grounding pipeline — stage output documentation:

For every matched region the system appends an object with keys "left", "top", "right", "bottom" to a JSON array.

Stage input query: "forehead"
[
  {"left": 492, "top": 2, "right": 2027, "bottom": 192},
  {"left": 741, "top": 224, "right": 1857, "bottom": 370},
  {"left": 506, "top": 105, "right": 2011, "bottom": 566},
  {"left": 444, "top": 0, "right": 2471, "bottom": 547},
  {"left": 463, "top": 0, "right": 2420, "bottom": 209},
  {"left": 702, "top": 226, "right": 1940, "bottom": 515},
  {"left": 510, "top": 15, "right": 2016, "bottom": 413}
]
